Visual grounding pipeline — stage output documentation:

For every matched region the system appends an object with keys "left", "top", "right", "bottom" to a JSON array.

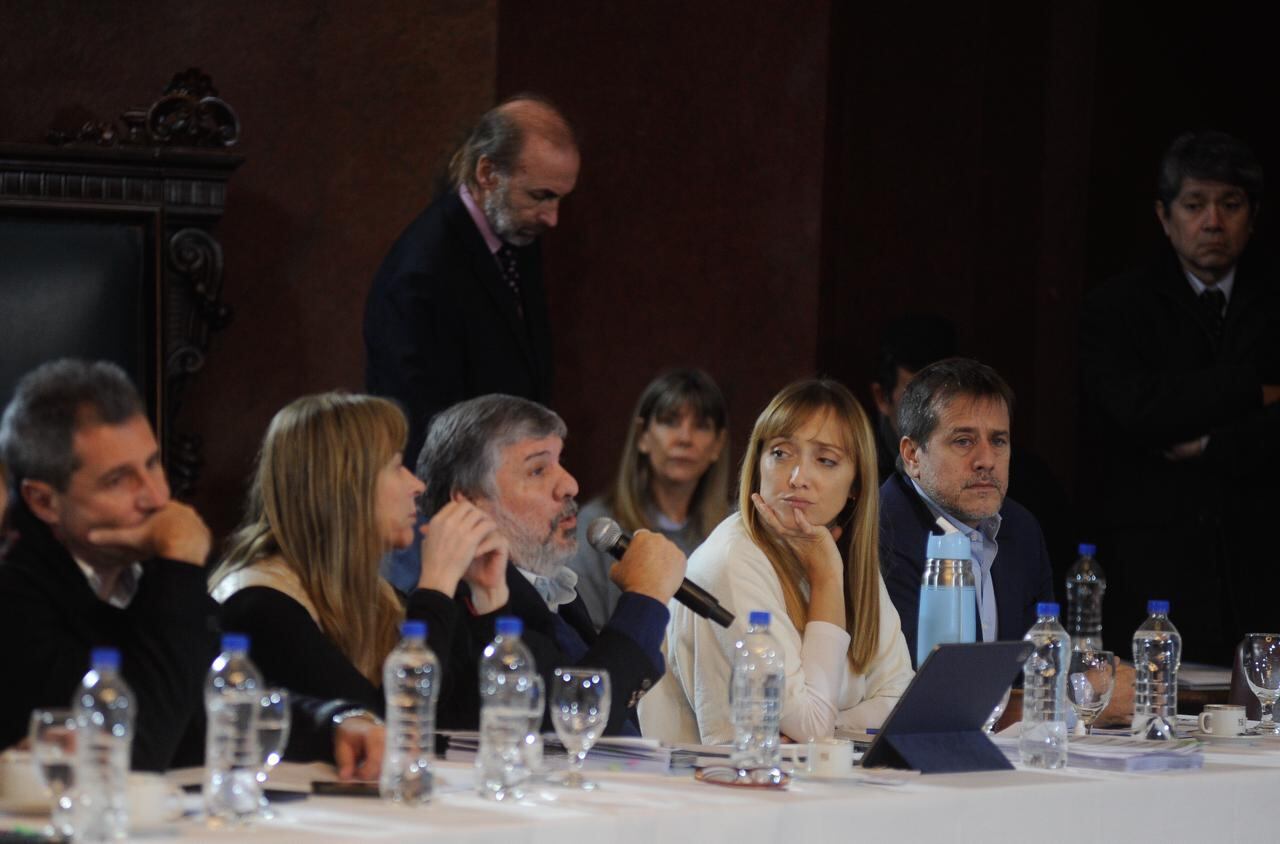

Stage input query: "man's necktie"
[
  {"left": 496, "top": 245, "right": 524, "bottom": 319},
  {"left": 1199, "top": 287, "right": 1227, "bottom": 342}
]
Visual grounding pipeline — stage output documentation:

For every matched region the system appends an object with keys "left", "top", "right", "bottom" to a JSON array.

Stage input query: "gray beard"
[
  {"left": 482, "top": 176, "right": 536, "bottom": 247},
  {"left": 491, "top": 506, "right": 577, "bottom": 577}
]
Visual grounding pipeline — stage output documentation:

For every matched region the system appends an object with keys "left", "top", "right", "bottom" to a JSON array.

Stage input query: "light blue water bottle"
[
  {"left": 1019, "top": 603, "right": 1070, "bottom": 769},
  {"left": 381, "top": 620, "right": 439, "bottom": 804},
  {"left": 916, "top": 533, "right": 977, "bottom": 667}
]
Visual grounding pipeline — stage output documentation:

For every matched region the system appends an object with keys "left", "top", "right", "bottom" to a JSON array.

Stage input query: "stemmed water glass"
[
  {"left": 255, "top": 688, "right": 292, "bottom": 818},
  {"left": 1066, "top": 649, "right": 1116, "bottom": 735},
  {"left": 29, "top": 708, "right": 77, "bottom": 840},
  {"left": 549, "top": 668, "right": 610, "bottom": 790},
  {"left": 1242, "top": 633, "right": 1280, "bottom": 736}
]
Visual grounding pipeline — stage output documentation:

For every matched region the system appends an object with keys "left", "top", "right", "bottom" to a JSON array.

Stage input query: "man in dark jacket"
[
  {"left": 0, "top": 360, "right": 382, "bottom": 776},
  {"left": 1080, "top": 130, "right": 1280, "bottom": 664},
  {"left": 878, "top": 358, "right": 1056, "bottom": 668},
  {"left": 413, "top": 394, "right": 687, "bottom": 736},
  {"left": 364, "top": 95, "right": 578, "bottom": 464}
]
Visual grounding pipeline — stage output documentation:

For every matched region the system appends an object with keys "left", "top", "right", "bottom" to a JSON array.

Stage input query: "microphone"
[{"left": 587, "top": 517, "right": 735, "bottom": 628}]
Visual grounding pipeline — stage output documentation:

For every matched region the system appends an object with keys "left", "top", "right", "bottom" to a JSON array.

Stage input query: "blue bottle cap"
[
  {"left": 748, "top": 610, "right": 771, "bottom": 626},
  {"left": 1077, "top": 542, "right": 1097, "bottom": 556},
  {"left": 401, "top": 620, "right": 427, "bottom": 639},
  {"left": 1147, "top": 600, "right": 1170, "bottom": 615},
  {"left": 1036, "top": 602, "right": 1060, "bottom": 617},
  {"left": 90, "top": 647, "right": 120, "bottom": 670},
  {"left": 926, "top": 532, "right": 972, "bottom": 560},
  {"left": 496, "top": 616, "right": 523, "bottom": 637},
  {"left": 221, "top": 633, "right": 250, "bottom": 653}
]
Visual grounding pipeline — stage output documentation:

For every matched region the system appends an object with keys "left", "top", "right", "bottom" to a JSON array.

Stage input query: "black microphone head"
[{"left": 587, "top": 516, "right": 624, "bottom": 553}]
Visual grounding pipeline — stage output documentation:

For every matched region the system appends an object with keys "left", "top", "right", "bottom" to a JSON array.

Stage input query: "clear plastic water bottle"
[
  {"left": 916, "top": 532, "right": 977, "bottom": 667},
  {"left": 1131, "top": 600, "right": 1181, "bottom": 740},
  {"left": 476, "top": 617, "right": 541, "bottom": 800},
  {"left": 730, "top": 610, "right": 786, "bottom": 769},
  {"left": 1065, "top": 542, "right": 1106, "bottom": 651},
  {"left": 1019, "top": 603, "right": 1070, "bottom": 769},
  {"left": 380, "top": 620, "right": 439, "bottom": 804},
  {"left": 204, "top": 633, "right": 263, "bottom": 825},
  {"left": 72, "top": 647, "right": 135, "bottom": 842}
]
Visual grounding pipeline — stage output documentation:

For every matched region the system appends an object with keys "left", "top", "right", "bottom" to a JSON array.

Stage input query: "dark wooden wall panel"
[
  {"left": 4, "top": 0, "right": 1277, "bottom": 548},
  {"left": 0, "top": 0, "right": 497, "bottom": 537},
  {"left": 819, "top": 3, "right": 1069, "bottom": 471},
  {"left": 496, "top": 0, "right": 832, "bottom": 499}
]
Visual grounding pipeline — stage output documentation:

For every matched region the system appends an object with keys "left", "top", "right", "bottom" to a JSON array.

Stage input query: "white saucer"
[{"left": 1189, "top": 730, "right": 1262, "bottom": 742}]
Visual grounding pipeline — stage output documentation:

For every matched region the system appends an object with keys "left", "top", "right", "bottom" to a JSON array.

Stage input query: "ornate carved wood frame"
[{"left": 0, "top": 71, "right": 243, "bottom": 496}]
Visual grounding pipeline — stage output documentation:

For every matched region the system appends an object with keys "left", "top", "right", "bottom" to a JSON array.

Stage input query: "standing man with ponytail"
[{"left": 364, "top": 95, "right": 580, "bottom": 462}]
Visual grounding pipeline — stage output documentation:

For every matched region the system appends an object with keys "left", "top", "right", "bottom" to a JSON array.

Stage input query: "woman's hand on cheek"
[{"left": 751, "top": 493, "right": 843, "bottom": 587}]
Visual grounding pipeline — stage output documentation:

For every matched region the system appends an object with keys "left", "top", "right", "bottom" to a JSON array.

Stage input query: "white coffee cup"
[
  {"left": 0, "top": 750, "right": 48, "bottom": 814},
  {"left": 1198, "top": 704, "right": 1247, "bottom": 737},
  {"left": 807, "top": 739, "right": 855, "bottom": 776},
  {"left": 126, "top": 772, "right": 184, "bottom": 828}
]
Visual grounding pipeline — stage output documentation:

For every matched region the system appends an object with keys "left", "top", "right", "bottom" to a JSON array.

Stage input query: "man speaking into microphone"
[{"left": 414, "top": 394, "right": 689, "bottom": 735}]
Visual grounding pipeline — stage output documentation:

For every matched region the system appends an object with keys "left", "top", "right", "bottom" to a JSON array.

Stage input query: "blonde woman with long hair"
[
  {"left": 639, "top": 379, "right": 912, "bottom": 743},
  {"left": 209, "top": 392, "right": 507, "bottom": 711}
]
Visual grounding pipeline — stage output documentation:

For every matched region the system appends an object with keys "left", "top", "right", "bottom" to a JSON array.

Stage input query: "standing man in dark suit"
[
  {"left": 1080, "top": 131, "right": 1280, "bottom": 664},
  {"left": 364, "top": 95, "right": 579, "bottom": 463},
  {"left": 414, "top": 394, "right": 687, "bottom": 736},
  {"left": 879, "top": 358, "right": 1056, "bottom": 665}
]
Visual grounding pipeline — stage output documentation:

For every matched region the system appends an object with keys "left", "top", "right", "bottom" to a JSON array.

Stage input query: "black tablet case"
[{"left": 861, "top": 641, "right": 1033, "bottom": 774}]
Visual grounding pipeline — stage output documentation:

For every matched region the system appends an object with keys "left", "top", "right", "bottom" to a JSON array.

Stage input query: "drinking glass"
[
  {"left": 255, "top": 688, "right": 291, "bottom": 818},
  {"left": 1066, "top": 649, "right": 1115, "bottom": 735},
  {"left": 1242, "top": 633, "right": 1280, "bottom": 736},
  {"left": 28, "top": 708, "right": 77, "bottom": 840},
  {"left": 982, "top": 685, "right": 1013, "bottom": 734},
  {"left": 549, "top": 668, "right": 610, "bottom": 790}
]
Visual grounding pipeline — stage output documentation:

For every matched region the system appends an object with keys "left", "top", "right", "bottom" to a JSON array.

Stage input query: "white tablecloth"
[{"left": 6, "top": 741, "right": 1280, "bottom": 843}]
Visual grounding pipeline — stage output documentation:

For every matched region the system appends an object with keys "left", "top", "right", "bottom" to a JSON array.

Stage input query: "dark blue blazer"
[
  {"left": 363, "top": 190, "right": 553, "bottom": 463},
  {"left": 879, "top": 472, "right": 1056, "bottom": 667}
]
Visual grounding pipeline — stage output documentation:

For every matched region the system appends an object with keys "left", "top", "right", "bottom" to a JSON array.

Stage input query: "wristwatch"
[{"left": 331, "top": 707, "right": 384, "bottom": 728}]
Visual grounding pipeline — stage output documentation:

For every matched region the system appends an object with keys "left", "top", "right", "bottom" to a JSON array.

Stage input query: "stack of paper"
[
  {"left": 1179, "top": 663, "right": 1233, "bottom": 691},
  {"left": 992, "top": 734, "right": 1204, "bottom": 772},
  {"left": 441, "top": 732, "right": 673, "bottom": 774}
]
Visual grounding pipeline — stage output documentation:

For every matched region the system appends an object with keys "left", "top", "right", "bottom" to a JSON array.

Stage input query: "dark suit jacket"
[
  {"left": 436, "top": 563, "right": 668, "bottom": 736},
  {"left": 1079, "top": 247, "right": 1280, "bottom": 661},
  {"left": 879, "top": 472, "right": 1056, "bottom": 668},
  {"left": 0, "top": 499, "right": 217, "bottom": 769},
  {"left": 364, "top": 190, "right": 554, "bottom": 462},
  {"left": 0, "top": 500, "right": 351, "bottom": 769}
]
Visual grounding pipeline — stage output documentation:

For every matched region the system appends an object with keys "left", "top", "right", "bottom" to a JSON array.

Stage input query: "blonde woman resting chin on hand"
[{"left": 639, "top": 379, "right": 913, "bottom": 744}]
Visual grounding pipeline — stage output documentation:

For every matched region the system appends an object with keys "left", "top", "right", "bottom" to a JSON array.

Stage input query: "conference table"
[{"left": 7, "top": 736, "right": 1276, "bottom": 843}]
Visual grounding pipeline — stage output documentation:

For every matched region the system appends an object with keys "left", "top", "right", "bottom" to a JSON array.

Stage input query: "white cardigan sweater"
[{"left": 639, "top": 513, "right": 913, "bottom": 744}]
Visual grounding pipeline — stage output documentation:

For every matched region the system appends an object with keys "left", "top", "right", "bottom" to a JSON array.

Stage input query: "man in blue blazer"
[
  {"left": 878, "top": 358, "right": 1055, "bottom": 668},
  {"left": 364, "top": 95, "right": 579, "bottom": 463}
]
